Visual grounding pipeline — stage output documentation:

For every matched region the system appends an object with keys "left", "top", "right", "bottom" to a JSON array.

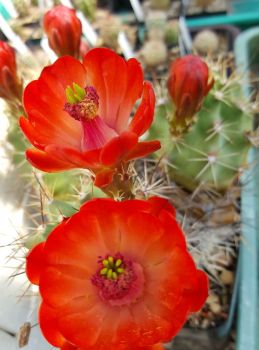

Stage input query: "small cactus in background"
[
  {"left": 193, "top": 30, "right": 220, "bottom": 56},
  {"left": 98, "top": 15, "right": 121, "bottom": 50},
  {"left": 195, "top": 0, "right": 215, "bottom": 10},
  {"left": 13, "top": 0, "right": 31, "bottom": 17},
  {"left": 150, "top": 0, "right": 171, "bottom": 10},
  {"left": 165, "top": 20, "right": 179, "bottom": 46},
  {"left": 151, "top": 56, "right": 255, "bottom": 191},
  {"left": 145, "top": 10, "right": 167, "bottom": 34},
  {"left": 141, "top": 40, "right": 168, "bottom": 67},
  {"left": 72, "top": 0, "right": 97, "bottom": 21}
]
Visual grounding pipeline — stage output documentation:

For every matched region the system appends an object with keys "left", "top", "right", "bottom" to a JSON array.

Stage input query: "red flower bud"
[
  {"left": 43, "top": 5, "right": 82, "bottom": 58},
  {"left": 167, "top": 55, "right": 214, "bottom": 121},
  {"left": 0, "top": 41, "right": 22, "bottom": 102}
]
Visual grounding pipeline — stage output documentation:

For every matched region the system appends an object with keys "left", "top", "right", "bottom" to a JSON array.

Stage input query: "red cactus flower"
[
  {"left": 43, "top": 5, "right": 82, "bottom": 58},
  {"left": 26, "top": 197, "right": 208, "bottom": 350},
  {"left": 167, "top": 55, "right": 214, "bottom": 120},
  {"left": 0, "top": 41, "right": 22, "bottom": 101},
  {"left": 20, "top": 48, "right": 160, "bottom": 187}
]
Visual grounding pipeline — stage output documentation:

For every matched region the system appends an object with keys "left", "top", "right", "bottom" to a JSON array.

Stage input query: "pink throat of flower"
[
  {"left": 64, "top": 86, "right": 99, "bottom": 121},
  {"left": 91, "top": 253, "right": 144, "bottom": 306}
]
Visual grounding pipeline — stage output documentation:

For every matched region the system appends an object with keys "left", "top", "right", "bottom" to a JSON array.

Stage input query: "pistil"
[
  {"left": 64, "top": 84, "right": 99, "bottom": 121},
  {"left": 91, "top": 253, "right": 144, "bottom": 306}
]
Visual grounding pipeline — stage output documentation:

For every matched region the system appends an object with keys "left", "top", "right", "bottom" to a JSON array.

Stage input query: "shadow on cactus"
[{"left": 150, "top": 55, "right": 255, "bottom": 191}]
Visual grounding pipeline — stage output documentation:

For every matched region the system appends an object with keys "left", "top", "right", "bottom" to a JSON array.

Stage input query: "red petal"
[
  {"left": 23, "top": 57, "right": 86, "bottom": 147},
  {"left": 26, "top": 149, "right": 75, "bottom": 172},
  {"left": 125, "top": 140, "right": 161, "bottom": 161},
  {"left": 158, "top": 210, "right": 187, "bottom": 249},
  {"left": 58, "top": 300, "right": 109, "bottom": 349},
  {"left": 147, "top": 197, "right": 176, "bottom": 217},
  {"left": 119, "top": 211, "right": 165, "bottom": 265},
  {"left": 129, "top": 81, "right": 155, "bottom": 136},
  {"left": 188, "top": 269, "right": 209, "bottom": 312},
  {"left": 61, "top": 342, "right": 78, "bottom": 350},
  {"left": 43, "top": 212, "right": 106, "bottom": 272},
  {"left": 148, "top": 345, "right": 166, "bottom": 350},
  {"left": 78, "top": 199, "right": 124, "bottom": 254},
  {"left": 25, "top": 107, "right": 81, "bottom": 149},
  {"left": 100, "top": 131, "right": 138, "bottom": 166},
  {"left": 20, "top": 117, "right": 46, "bottom": 151},
  {"left": 129, "top": 302, "right": 173, "bottom": 346},
  {"left": 26, "top": 242, "right": 45, "bottom": 285},
  {"left": 146, "top": 247, "right": 198, "bottom": 311},
  {"left": 84, "top": 48, "right": 128, "bottom": 130},
  {"left": 115, "top": 58, "right": 143, "bottom": 133},
  {"left": 115, "top": 303, "right": 172, "bottom": 347},
  {"left": 45, "top": 145, "right": 102, "bottom": 169},
  {"left": 35, "top": 56, "right": 86, "bottom": 101},
  {"left": 39, "top": 265, "right": 92, "bottom": 308},
  {"left": 84, "top": 48, "right": 143, "bottom": 133},
  {"left": 94, "top": 169, "right": 114, "bottom": 187},
  {"left": 39, "top": 302, "right": 66, "bottom": 347},
  {"left": 120, "top": 199, "right": 152, "bottom": 214}
]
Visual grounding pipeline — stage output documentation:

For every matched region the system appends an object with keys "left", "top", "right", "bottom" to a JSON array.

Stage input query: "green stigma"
[
  {"left": 65, "top": 83, "right": 86, "bottom": 104},
  {"left": 100, "top": 256, "right": 125, "bottom": 280}
]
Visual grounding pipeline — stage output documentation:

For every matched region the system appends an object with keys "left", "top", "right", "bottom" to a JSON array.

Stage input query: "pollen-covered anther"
[
  {"left": 100, "top": 256, "right": 125, "bottom": 280},
  {"left": 91, "top": 253, "right": 144, "bottom": 306},
  {"left": 64, "top": 83, "right": 99, "bottom": 121}
]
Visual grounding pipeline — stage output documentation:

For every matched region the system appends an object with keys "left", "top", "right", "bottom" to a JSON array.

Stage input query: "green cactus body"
[
  {"left": 150, "top": 0, "right": 171, "bottom": 10},
  {"left": 151, "top": 72, "right": 253, "bottom": 191},
  {"left": 165, "top": 20, "right": 179, "bottom": 46}
]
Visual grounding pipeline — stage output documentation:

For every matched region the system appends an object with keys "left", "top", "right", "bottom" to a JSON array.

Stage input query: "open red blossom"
[
  {"left": 20, "top": 48, "right": 160, "bottom": 187},
  {"left": 167, "top": 55, "right": 214, "bottom": 120},
  {"left": 0, "top": 41, "right": 22, "bottom": 101},
  {"left": 26, "top": 197, "right": 208, "bottom": 350},
  {"left": 43, "top": 5, "right": 82, "bottom": 58}
]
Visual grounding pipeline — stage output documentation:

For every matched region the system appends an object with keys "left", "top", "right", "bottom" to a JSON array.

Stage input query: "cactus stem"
[
  {"left": 216, "top": 161, "right": 238, "bottom": 172},
  {"left": 218, "top": 152, "right": 240, "bottom": 159},
  {"left": 195, "top": 162, "right": 213, "bottom": 180},
  {"left": 180, "top": 142, "right": 209, "bottom": 157}
]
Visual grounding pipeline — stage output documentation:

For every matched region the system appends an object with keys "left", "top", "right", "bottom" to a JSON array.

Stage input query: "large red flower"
[
  {"left": 26, "top": 197, "right": 208, "bottom": 350},
  {"left": 20, "top": 48, "right": 160, "bottom": 187}
]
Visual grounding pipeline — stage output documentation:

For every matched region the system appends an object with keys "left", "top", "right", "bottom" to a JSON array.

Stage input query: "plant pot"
[
  {"left": 169, "top": 260, "right": 240, "bottom": 349},
  {"left": 234, "top": 27, "right": 259, "bottom": 350},
  {"left": 186, "top": 13, "right": 259, "bottom": 30}
]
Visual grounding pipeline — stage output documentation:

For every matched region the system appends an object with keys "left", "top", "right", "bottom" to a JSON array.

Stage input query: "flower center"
[
  {"left": 100, "top": 255, "right": 125, "bottom": 280},
  {"left": 91, "top": 253, "right": 144, "bottom": 306},
  {"left": 64, "top": 84, "right": 99, "bottom": 121}
]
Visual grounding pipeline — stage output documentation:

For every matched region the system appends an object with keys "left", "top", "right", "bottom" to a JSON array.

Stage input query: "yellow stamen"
[{"left": 100, "top": 255, "right": 125, "bottom": 279}]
